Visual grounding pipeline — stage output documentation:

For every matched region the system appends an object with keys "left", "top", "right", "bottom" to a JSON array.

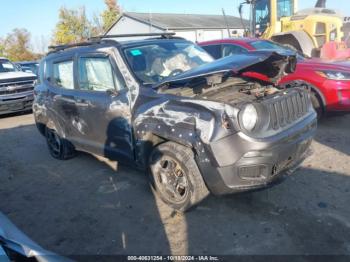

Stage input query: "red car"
[{"left": 199, "top": 38, "right": 350, "bottom": 116}]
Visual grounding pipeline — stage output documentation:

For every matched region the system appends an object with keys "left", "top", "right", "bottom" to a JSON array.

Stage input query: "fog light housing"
[{"left": 238, "top": 165, "right": 268, "bottom": 180}]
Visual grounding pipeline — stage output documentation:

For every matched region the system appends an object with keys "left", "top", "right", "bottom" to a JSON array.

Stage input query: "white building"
[{"left": 106, "top": 12, "right": 248, "bottom": 42}]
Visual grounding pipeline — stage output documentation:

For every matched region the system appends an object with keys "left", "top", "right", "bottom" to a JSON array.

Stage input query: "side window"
[
  {"left": 222, "top": 44, "right": 248, "bottom": 57},
  {"left": 78, "top": 56, "right": 124, "bottom": 92},
  {"left": 52, "top": 60, "right": 74, "bottom": 89},
  {"left": 201, "top": 45, "right": 222, "bottom": 59},
  {"left": 36, "top": 61, "right": 44, "bottom": 85}
]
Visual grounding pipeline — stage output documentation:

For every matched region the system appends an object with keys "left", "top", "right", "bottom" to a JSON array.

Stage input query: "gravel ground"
[{"left": 0, "top": 112, "right": 349, "bottom": 257}]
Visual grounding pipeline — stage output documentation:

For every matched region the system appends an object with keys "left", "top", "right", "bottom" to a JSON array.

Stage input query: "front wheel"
[
  {"left": 45, "top": 127, "right": 76, "bottom": 160},
  {"left": 149, "top": 142, "right": 209, "bottom": 212},
  {"left": 310, "top": 91, "right": 324, "bottom": 119}
]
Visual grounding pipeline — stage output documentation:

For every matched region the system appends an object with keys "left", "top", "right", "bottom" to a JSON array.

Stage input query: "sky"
[{"left": 0, "top": 0, "right": 349, "bottom": 51}]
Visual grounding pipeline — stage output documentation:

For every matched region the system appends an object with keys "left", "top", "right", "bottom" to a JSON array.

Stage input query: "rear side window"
[
  {"left": 78, "top": 56, "right": 123, "bottom": 92},
  {"left": 201, "top": 44, "right": 222, "bottom": 59},
  {"left": 250, "top": 40, "right": 287, "bottom": 51},
  {"left": 52, "top": 60, "right": 74, "bottom": 90},
  {"left": 222, "top": 44, "right": 248, "bottom": 57}
]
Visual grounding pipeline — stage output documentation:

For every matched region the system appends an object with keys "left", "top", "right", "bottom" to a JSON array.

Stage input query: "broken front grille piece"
[{"left": 268, "top": 90, "right": 310, "bottom": 130}]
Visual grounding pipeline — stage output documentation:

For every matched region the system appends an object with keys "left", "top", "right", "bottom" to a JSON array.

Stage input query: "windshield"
[
  {"left": 0, "top": 60, "right": 18, "bottom": 73},
  {"left": 250, "top": 40, "right": 305, "bottom": 60},
  {"left": 124, "top": 41, "right": 213, "bottom": 84},
  {"left": 255, "top": 0, "right": 293, "bottom": 35},
  {"left": 21, "top": 63, "right": 39, "bottom": 75},
  {"left": 277, "top": 0, "right": 294, "bottom": 19},
  {"left": 255, "top": 0, "right": 270, "bottom": 35}
]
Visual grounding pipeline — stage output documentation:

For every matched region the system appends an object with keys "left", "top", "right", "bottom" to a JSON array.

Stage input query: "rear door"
[
  {"left": 202, "top": 43, "right": 249, "bottom": 59},
  {"left": 201, "top": 44, "right": 223, "bottom": 59},
  {"left": 72, "top": 51, "right": 134, "bottom": 162},
  {"left": 46, "top": 56, "right": 81, "bottom": 141}
]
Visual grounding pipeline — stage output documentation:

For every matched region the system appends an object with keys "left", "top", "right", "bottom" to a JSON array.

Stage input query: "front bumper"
[
  {"left": 323, "top": 80, "right": 350, "bottom": 112},
  {"left": 196, "top": 113, "right": 317, "bottom": 195},
  {"left": 0, "top": 91, "right": 34, "bottom": 115}
]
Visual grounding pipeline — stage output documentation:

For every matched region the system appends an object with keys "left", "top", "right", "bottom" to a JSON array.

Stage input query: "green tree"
[
  {"left": 101, "top": 0, "right": 121, "bottom": 32},
  {"left": 0, "top": 39, "right": 5, "bottom": 57},
  {"left": 53, "top": 6, "right": 92, "bottom": 45},
  {"left": 52, "top": 1, "right": 121, "bottom": 45},
  {"left": 2, "top": 29, "right": 40, "bottom": 61}
]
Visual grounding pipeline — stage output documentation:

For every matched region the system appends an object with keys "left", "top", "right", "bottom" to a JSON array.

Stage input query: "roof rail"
[
  {"left": 90, "top": 32, "right": 176, "bottom": 40},
  {"left": 48, "top": 33, "right": 178, "bottom": 54},
  {"left": 48, "top": 40, "right": 103, "bottom": 53}
]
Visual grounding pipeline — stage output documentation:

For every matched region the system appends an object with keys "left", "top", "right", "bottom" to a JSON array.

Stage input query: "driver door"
[{"left": 73, "top": 52, "right": 134, "bottom": 163}]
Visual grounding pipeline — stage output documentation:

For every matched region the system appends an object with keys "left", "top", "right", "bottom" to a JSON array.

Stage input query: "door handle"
[
  {"left": 75, "top": 98, "right": 90, "bottom": 107},
  {"left": 54, "top": 94, "right": 75, "bottom": 103}
]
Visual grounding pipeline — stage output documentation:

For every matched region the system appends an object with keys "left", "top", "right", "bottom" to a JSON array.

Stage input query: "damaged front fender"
[{"left": 133, "top": 97, "right": 234, "bottom": 167}]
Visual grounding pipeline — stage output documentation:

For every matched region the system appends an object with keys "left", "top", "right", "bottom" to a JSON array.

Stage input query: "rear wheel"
[
  {"left": 149, "top": 142, "right": 209, "bottom": 212},
  {"left": 45, "top": 127, "right": 76, "bottom": 160}
]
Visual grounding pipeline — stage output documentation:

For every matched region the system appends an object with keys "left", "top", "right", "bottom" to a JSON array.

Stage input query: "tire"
[
  {"left": 149, "top": 142, "right": 209, "bottom": 212},
  {"left": 310, "top": 91, "right": 324, "bottom": 120},
  {"left": 45, "top": 127, "right": 76, "bottom": 160}
]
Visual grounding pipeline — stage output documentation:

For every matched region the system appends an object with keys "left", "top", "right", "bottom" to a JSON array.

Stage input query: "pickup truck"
[{"left": 0, "top": 57, "right": 37, "bottom": 115}]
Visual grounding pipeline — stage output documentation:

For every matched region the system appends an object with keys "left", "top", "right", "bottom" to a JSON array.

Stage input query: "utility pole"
[
  {"left": 222, "top": 9, "right": 232, "bottom": 38},
  {"left": 149, "top": 10, "right": 153, "bottom": 33},
  {"left": 247, "top": 0, "right": 257, "bottom": 37}
]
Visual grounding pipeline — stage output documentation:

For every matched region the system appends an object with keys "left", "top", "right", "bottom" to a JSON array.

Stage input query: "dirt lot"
[{"left": 0, "top": 112, "right": 349, "bottom": 257}]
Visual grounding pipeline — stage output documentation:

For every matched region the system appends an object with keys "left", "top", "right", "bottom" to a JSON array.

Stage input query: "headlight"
[
  {"left": 240, "top": 104, "right": 258, "bottom": 131},
  {"left": 316, "top": 71, "right": 350, "bottom": 81}
]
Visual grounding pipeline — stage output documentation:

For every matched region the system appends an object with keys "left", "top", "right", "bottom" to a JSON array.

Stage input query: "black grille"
[
  {"left": 267, "top": 90, "right": 310, "bottom": 130},
  {"left": 0, "top": 86, "right": 34, "bottom": 95}
]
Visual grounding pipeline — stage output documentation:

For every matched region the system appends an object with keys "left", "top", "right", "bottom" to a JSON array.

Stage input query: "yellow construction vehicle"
[{"left": 239, "top": 0, "right": 345, "bottom": 57}]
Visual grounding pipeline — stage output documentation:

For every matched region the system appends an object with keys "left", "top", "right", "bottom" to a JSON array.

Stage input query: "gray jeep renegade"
[{"left": 33, "top": 33, "right": 317, "bottom": 211}]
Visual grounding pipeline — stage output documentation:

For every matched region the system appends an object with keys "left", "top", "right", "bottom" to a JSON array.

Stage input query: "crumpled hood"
[
  {"left": 0, "top": 71, "right": 36, "bottom": 81},
  {"left": 0, "top": 212, "right": 70, "bottom": 262},
  {"left": 154, "top": 50, "right": 297, "bottom": 88}
]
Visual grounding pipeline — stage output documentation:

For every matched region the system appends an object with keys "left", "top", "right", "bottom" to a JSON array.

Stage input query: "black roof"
[{"left": 46, "top": 35, "right": 191, "bottom": 58}]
